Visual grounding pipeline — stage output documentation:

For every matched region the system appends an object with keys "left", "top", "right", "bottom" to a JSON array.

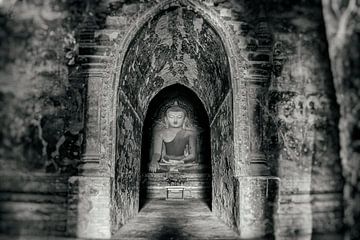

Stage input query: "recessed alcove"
[
  {"left": 140, "top": 84, "right": 212, "bottom": 209},
  {"left": 111, "top": 3, "right": 237, "bottom": 236}
]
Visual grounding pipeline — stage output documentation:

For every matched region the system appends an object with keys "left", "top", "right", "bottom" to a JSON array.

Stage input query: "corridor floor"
[{"left": 112, "top": 199, "right": 240, "bottom": 240}]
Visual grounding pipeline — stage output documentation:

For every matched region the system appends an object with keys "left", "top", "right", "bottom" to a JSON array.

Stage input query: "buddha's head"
[{"left": 165, "top": 101, "right": 187, "bottom": 128}]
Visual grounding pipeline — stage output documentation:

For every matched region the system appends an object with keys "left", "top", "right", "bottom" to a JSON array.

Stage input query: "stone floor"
[
  {"left": 0, "top": 199, "right": 345, "bottom": 240},
  {"left": 113, "top": 199, "right": 240, "bottom": 240}
]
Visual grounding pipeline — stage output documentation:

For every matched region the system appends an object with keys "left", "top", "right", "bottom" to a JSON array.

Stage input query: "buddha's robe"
[{"left": 163, "top": 129, "right": 192, "bottom": 158}]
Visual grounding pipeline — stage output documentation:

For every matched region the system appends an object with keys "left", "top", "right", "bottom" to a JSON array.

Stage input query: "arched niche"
[
  {"left": 113, "top": 1, "right": 235, "bottom": 233},
  {"left": 72, "top": 0, "right": 282, "bottom": 239},
  {"left": 139, "top": 84, "right": 212, "bottom": 207},
  {"left": 118, "top": 4, "right": 231, "bottom": 120}
]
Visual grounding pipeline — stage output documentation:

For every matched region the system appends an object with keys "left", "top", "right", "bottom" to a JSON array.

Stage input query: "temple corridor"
[{"left": 113, "top": 200, "right": 239, "bottom": 240}]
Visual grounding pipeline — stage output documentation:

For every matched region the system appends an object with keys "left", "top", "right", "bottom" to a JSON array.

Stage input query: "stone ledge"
[
  {"left": 0, "top": 174, "right": 69, "bottom": 236},
  {"left": 0, "top": 174, "right": 68, "bottom": 193}
]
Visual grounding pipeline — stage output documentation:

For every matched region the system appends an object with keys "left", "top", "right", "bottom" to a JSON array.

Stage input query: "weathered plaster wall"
[
  {"left": 211, "top": 94, "right": 235, "bottom": 230},
  {"left": 263, "top": 0, "right": 343, "bottom": 237},
  {"left": 119, "top": 6, "right": 230, "bottom": 119},
  {"left": 112, "top": 92, "right": 142, "bottom": 234},
  {"left": 0, "top": 0, "right": 86, "bottom": 175},
  {"left": 0, "top": 0, "right": 88, "bottom": 236}
]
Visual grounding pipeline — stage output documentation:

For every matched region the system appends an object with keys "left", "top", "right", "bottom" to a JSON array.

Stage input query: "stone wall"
[
  {"left": 112, "top": 91, "right": 142, "bottom": 234},
  {"left": 210, "top": 93, "right": 236, "bottom": 230},
  {"left": 0, "top": 0, "right": 87, "bottom": 236},
  {"left": 118, "top": 4, "right": 231, "bottom": 119},
  {"left": 0, "top": 0, "right": 86, "bottom": 175},
  {"left": 263, "top": 0, "right": 343, "bottom": 237},
  {"left": 0, "top": 174, "right": 68, "bottom": 236}
]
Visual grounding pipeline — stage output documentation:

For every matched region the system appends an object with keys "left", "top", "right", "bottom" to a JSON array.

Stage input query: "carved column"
[
  {"left": 78, "top": 74, "right": 102, "bottom": 176},
  {"left": 247, "top": 83, "right": 269, "bottom": 175},
  {"left": 235, "top": 18, "right": 280, "bottom": 239},
  {"left": 246, "top": 20, "right": 272, "bottom": 176},
  {"left": 67, "top": 25, "right": 113, "bottom": 238},
  {"left": 67, "top": 73, "right": 112, "bottom": 239}
]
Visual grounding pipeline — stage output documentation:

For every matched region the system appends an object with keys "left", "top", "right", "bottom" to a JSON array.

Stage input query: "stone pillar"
[
  {"left": 236, "top": 177, "right": 280, "bottom": 238},
  {"left": 235, "top": 19, "right": 280, "bottom": 239},
  {"left": 247, "top": 83, "right": 270, "bottom": 176},
  {"left": 67, "top": 71, "right": 112, "bottom": 238},
  {"left": 67, "top": 176, "right": 111, "bottom": 239},
  {"left": 246, "top": 20, "right": 272, "bottom": 176},
  {"left": 78, "top": 74, "right": 102, "bottom": 175}
]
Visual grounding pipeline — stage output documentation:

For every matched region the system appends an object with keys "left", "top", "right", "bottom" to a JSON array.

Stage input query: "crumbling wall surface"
[
  {"left": 119, "top": 5, "right": 230, "bottom": 120},
  {"left": 112, "top": 92, "right": 142, "bottom": 234},
  {"left": 210, "top": 94, "right": 235, "bottom": 230},
  {"left": 264, "top": 0, "right": 343, "bottom": 237},
  {"left": 322, "top": 0, "right": 360, "bottom": 239},
  {"left": 206, "top": 0, "right": 343, "bottom": 237},
  {"left": 0, "top": 0, "right": 87, "bottom": 236}
]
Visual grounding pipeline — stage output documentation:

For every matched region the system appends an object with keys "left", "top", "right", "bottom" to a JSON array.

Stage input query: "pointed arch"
[{"left": 110, "top": 0, "right": 239, "bottom": 234}]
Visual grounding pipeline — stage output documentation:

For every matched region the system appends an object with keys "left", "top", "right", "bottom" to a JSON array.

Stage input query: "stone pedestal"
[
  {"left": 142, "top": 172, "right": 211, "bottom": 200},
  {"left": 67, "top": 176, "right": 111, "bottom": 239},
  {"left": 236, "top": 176, "right": 280, "bottom": 239}
]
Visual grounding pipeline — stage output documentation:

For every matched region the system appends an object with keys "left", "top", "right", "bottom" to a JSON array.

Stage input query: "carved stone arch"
[
  {"left": 73, "top": 0, "right": 279, "bottom": 239},
  {"left": 111, "top": 0, "right": 240, "bottom": 99},
  {"left": 109, "top": 0, "right": 242, "bottom": 176},
  {"left": 143, "top": 81, "right": 210, "bottom": 118},
  {"left": 108, "top": 0, "right": 239, "bottom": 235}
]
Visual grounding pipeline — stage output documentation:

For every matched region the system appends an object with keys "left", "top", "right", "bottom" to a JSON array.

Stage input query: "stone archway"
[
  {"left": 69, "top": 0, "right": 279, "bottom": 239},
  {"left": 112, "top": 2, "right": 235, "bottom": 234}
]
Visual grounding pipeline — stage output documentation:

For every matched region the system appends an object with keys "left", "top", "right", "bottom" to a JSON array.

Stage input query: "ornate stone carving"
[
  {"left": 247, "top": 84, "right": 270, "bottom": 176},
  {"left": 79, "top": 76, "right": 102, "bottom": 175}
]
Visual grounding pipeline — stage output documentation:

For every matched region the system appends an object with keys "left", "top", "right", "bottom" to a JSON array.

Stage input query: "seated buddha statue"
[{"left": 149, "top": 102, "right": 197, "bottom": 173}]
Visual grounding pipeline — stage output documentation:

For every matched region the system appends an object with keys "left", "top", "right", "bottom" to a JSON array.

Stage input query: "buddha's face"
[{"left": 166, "top": 110, "right": 185, "bottom": 128}]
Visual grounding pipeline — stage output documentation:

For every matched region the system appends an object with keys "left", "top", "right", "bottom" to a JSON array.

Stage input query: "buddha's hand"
[
  {"left": 149, "top": 161, "right": 159, "bottom": 172},
  {"left": 165, "top": 159, "right": 184, "bottom": 165}
]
